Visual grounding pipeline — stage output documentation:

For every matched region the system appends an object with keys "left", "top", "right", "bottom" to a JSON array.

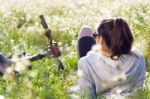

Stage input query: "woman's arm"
[{"left": 78, "top": 59, "right": 96, "bottom": 98}]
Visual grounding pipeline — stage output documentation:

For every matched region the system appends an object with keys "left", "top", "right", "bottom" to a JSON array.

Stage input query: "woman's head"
[{"left": 94, "top": 18, "right": 133, "bottom": 59}]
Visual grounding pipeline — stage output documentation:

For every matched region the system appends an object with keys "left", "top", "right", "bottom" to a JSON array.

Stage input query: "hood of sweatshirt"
[{"left": 85, "top": 44, "right": 146, "bottom": 93}]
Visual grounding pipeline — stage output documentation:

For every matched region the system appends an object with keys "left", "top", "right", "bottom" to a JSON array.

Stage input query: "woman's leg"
[{"left": 77, "top": 26, "right": 96, "bottom": 58}]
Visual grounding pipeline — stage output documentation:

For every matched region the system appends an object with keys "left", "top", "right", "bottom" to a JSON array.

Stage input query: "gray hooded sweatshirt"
[{"left": 78, "top": 46, "right": 146, "bottom": 98}]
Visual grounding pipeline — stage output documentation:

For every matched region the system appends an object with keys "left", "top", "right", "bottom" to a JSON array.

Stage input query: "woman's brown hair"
[{"left": 97, "top": 18, "right": 133, "bottom": 60}]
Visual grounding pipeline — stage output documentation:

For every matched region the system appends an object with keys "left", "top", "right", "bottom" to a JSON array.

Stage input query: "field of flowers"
[{"left": 0, "top": 0, "right": 150, "bottom": 98}]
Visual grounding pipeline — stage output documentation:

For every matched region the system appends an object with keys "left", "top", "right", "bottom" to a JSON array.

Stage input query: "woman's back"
[{"left": 78, "top": 46, "right": 145, "bottom": 97}]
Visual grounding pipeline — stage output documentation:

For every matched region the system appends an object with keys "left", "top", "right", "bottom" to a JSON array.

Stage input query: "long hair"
[{"left": 97, "top": 18, "right": 134, "bottom": 60}]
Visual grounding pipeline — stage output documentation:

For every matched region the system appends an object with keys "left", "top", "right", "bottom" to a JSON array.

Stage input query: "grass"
[{"left": 0, "top": 0, "right": 150, "bottom": 98}]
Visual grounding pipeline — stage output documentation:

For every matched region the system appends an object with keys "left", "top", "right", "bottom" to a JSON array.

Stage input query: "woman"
[{"left": 77, "top": 18, "right": 146, "bottom": 98}]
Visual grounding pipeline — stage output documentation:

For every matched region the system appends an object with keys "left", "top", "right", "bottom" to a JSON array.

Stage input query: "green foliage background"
[{"left": 0, "top": 0, "right": 150, "bottom": 98}]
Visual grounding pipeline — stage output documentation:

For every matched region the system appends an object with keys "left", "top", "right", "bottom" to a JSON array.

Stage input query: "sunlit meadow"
[{"left": 0, "top": 0, "right": 150, "bottom": 98}]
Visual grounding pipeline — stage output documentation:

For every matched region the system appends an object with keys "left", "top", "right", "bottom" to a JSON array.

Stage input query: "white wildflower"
[
  {"left": 26, "top": 82, "right": 32, "bottom": 89},
  {"left": 107, "top": 93, "right": 123, "bottom": 99},
  {"left": 102, "top": 81, "right": 109, "bottom": 89},
  {"left": 70, "top": 94, "right": 80, "bottom": 99},
  {"left": 15, "top": 59, "right": 30, "bottom": 72},
  {"left": 78, "top": 70, "right": 83, "bottom": 77},
  {"left": 71, "top": 40, "right": 77, "bottom": 47},
  {"left": 6, "top": 86, "right": 12, "bottom": 93},
  {"left": 113, "top": 73, "right": 126, "bottom": 82},
  {"left": 6, "top": 67, "right": 13, "bottom": 74},
  {"left": 0, "top": 95, "right": 4, "bottom": 99},
  {"left": 116, "top": 88, "right": 122, "bottom": 94},
  {"left": 29, "top": 71, "right": 37, "bottom": 77}
]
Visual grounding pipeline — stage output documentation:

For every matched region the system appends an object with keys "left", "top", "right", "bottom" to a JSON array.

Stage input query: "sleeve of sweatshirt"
[
  {"left": 134, "top": 54, "right": 146, "bottom": 88},
  {"left": 78, "top": 58, "right": 96, "bottom": 98}
]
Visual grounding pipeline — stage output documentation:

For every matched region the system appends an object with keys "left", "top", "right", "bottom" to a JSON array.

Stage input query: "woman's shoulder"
[
  {"left": 79, "top": 51, "right": 95, "bottom": 63},
  {"left": 78, "top": 50, "right": 104, "bottom": 69},
  {"left": 131, "top": 47, "right": 144, "bottom": 59},
  {"left": 82, "top": 50, "right": 100, "bottom": 59}
]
